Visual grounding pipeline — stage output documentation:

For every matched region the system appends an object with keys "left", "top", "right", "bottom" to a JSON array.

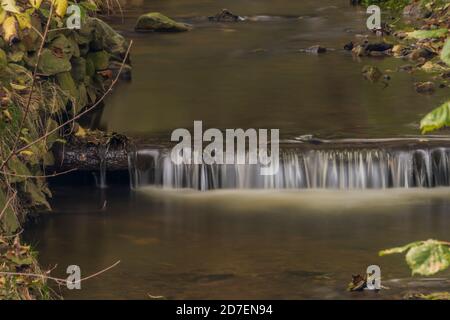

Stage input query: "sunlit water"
[{"left": 25, "top": 0, "right": 450, "bottom": 299}]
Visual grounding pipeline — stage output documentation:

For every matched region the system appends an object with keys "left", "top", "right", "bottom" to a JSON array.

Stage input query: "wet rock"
[
  {"left": 352, "top": 42, "right": 392, "bottom": 57},
  {"left": 135, "top": 12, "right": 191, "bottom": 32},
  {"left": 409, "top": 48, "right": 435, "bottom": 61},
  {"left": 208, "top": 9, "right": 244, "bottom": 22},
  {"left": 392, "top": 44, "right": 409, "bottom": 57},
  {"left": 362, "top": 65, "right": 382, "bottom": 82},
  {"left": 398, "top": 64, "right": 414, "bottom": 72},
  {"left": 344, "top": 41, "right": 354, "bottom": 51},
  {"left": 414, "top": 81, "right": 435, "bottom": 94},
  {"left": 302, "top": 45, "right": 327, "bottom": 54},
  {"left": 366, "top": 42, "right": 393, "bottom": 52}
]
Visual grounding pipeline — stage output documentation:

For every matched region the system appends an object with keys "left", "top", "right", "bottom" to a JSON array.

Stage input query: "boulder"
[
  {"left": 135, "top": 12, "right": 191, "bottom": 32},
  {"left": 87, "top": 51, "right": 110, "bottom": 70},
  {"left": 303, "top": 45, "right": 327, "bottom": 54},
  {"left": 38, "top": 48, "right": 72, "bottom": 75},
  {"left": 208, "top": 9, "right": 244, "bottom": 22}
]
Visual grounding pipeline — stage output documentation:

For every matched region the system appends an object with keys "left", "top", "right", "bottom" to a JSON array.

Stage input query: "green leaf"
[
  {"left": 441, "top": 38, "right": 450, "bottom": 67},
  {"left": 405, "top": 240, "right": 450, "bottom": 276},
  {"left": 406, "top": 28, "right": 448, "bottom": 40},
  {"left": 420, "top": 100, "right": 450, "bottom": 134}
]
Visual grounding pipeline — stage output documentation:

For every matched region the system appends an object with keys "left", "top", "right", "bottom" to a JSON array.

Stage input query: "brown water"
[
  {"left": 25, "top": 0, "right": 450, "bottom": 299},
  {"left": 25, "top": 187, "right": 450, "bottom": 299},
  {"left": 100, "top": 0, "right": 449, "bottom": 138}
]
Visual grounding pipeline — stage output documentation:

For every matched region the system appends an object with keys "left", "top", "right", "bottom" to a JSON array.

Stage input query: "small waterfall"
[{"left": 127, "top": 147, "right": 450, "bottom": 190}]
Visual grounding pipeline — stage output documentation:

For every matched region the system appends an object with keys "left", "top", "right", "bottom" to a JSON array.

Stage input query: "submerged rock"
[
  {"left": 362, "top": 65, "right": 382, "bottom": 82},
  {"left": 135, "top": 12, "right": 191, "bottom": 32},
  {"left": 208, "top": 9, "right": 244, "bottom": 22},
  {"left": 302, "top": 45, "right": 327, "bottom": 54},
  {"left": 414, "top": 81, "right": 435, "bottom": 94}
]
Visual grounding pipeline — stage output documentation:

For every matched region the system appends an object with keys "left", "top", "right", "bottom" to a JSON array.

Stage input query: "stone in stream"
[
  {"left": 409, "top": 48, "right": 435, "bottom": 61},
  {"left": 302, "top": 45, "right": 327, "bottom": 54},
  {"left": 362, "top": 65, "right": 382, "bottom": 82},
  {"left": 135, "top": 12, "right": 191, "bottom": 32},
  {"left": 414, "top": 81, "right": 435, "bottom": 94},
  {"left": 208, "top": 9, "right": 244, "bottom": 22}
]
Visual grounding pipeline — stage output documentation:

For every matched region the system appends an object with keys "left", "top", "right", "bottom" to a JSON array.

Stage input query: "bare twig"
[
  {"left": 0, "top": 260, "right": 121, "bottom": 286},
  {"left": 1, "top": 168, "right": 78, "bottom": 179},
  {"left": 0, "top": 191, "right": 17, "bottom": 221}
]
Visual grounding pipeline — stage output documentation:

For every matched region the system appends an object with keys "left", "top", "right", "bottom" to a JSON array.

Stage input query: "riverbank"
[{"left": 0, "top": 1, "right": 130, "bottom": 299}]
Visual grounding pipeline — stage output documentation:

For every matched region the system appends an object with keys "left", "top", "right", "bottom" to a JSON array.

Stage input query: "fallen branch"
[{"left": 0, "top": 260, "right": 121, "bottom": 286}]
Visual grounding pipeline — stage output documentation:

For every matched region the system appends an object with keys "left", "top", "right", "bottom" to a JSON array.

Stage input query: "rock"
[
  {"left": 135, "top": 12, "right": 191, "bottom": 32},
  {"left": 56, "top": 72, "right": 78, "bottom": 101},
  {"left": 87, "top": 51, "right": 110, "bottom": 70},
  {"left": 398, "top": 64, "right": 414, "bottom": 72},
  {"left": 352, "top": 45, "right": 366, "bottom": 56},
  {"left": 392, "top": 44, "right": 408, "bottom": 57},
  {"left": 38, "top": 48, "right": 72, "bottom": 75},
  {"left": 344, "top": 41, "right": 354, "bottom": 51},
  {"left": 71, "top": 57, "right": 87, "bottom": 82},
  {"left": 86, "top": 18, "right": 129, "bottom": 58},
  {"left": 403, "top": 2, "right": 431, "bottom": 19},
  {"left": 409, "top": 48, "right": 435, "bottom": 61},
  {"left": 208, "top": 9, "right": 244, "bottom": 22},
  {"left": 303, "top": 45, "right": 327, "bottom": 54},
  {"left": 362, "top": 65, "right": 382, "bottom": 82},
  {"left": 50, "top": 34, "right": 76, "bottom": 61},
  {"left": 365, "top": 42, "right": 393, "bottom": 52},
  {"left": 414, "top": 81, "right": 435, "bottom": 94}
]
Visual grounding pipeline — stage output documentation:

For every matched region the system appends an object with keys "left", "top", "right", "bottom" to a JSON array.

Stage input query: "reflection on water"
[
  {"left": 101, "top": 0, "right": 448, "bottom": 138},
  {"left": 24, "top": 187, "right": 450, "bottom": 299}
]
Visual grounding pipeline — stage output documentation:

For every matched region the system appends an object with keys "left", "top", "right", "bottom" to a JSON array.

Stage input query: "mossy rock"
[
  {"left": 50, "top": 34, "right": 75, "bottom": 61},
  {"left": 135, "top": 12, "right": 191, "bottom": 32},
  {"left": 38, "top": 48, "right": 72, "bottom": 75},
  {"left": 56, "top": 71, "right": 78, "bottom": 102},
  {"left": 87, "top": 51, "right": 109, "bottom": 70},
  {"left": 71, "top": 57, "right": 87, "bottom": 82}
]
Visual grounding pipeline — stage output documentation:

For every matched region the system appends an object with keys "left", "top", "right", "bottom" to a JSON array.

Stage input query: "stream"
[{"left": 24, "top": 0, "right": 450, "bottom": 299}]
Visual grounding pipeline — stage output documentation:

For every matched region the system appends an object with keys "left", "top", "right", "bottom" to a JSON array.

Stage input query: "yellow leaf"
[
  {"left": 11, "top": 83, "right": 27, "bottom": 90},
  {"left": 0, "top": 7, "right": 6, "bottom": 24},
  {"left": 1, "top": 0, "right": 21, "bottom": 14},
  {"left": 14, "top": 12, "right": 31, "bottom": 29},
  {"left": 29, "top": 0, "right": 42, "bottom": 9},
  {"left": 75, "top": 125, "right": 86, "bottom": 137},
  {"left": 2, "top": 15, "right": 18, "bottom": 44},
  {"left": 55, "top": 0, "right": 68, "bottom": 18},
  {"left": 2, "top": 109, "right": 12, "bottom": 120},
  {"left": 19, "top": 150, "right": 34, "bottom": 157}
]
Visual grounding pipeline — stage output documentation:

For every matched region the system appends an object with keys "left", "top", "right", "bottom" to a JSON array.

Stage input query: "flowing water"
[{"left": 25, "top": 0, "right": 450, "bottom": 299}]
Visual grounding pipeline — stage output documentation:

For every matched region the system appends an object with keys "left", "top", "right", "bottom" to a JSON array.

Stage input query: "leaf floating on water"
[
  {"left": 420, "top": 100, "right": 450, "bottom": 134},
  {"left": 406, "top": 240, "right": 450, "bottom": 276},
  {"left": 380, "top": 239, "right": 450, "bottom": 276}
]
